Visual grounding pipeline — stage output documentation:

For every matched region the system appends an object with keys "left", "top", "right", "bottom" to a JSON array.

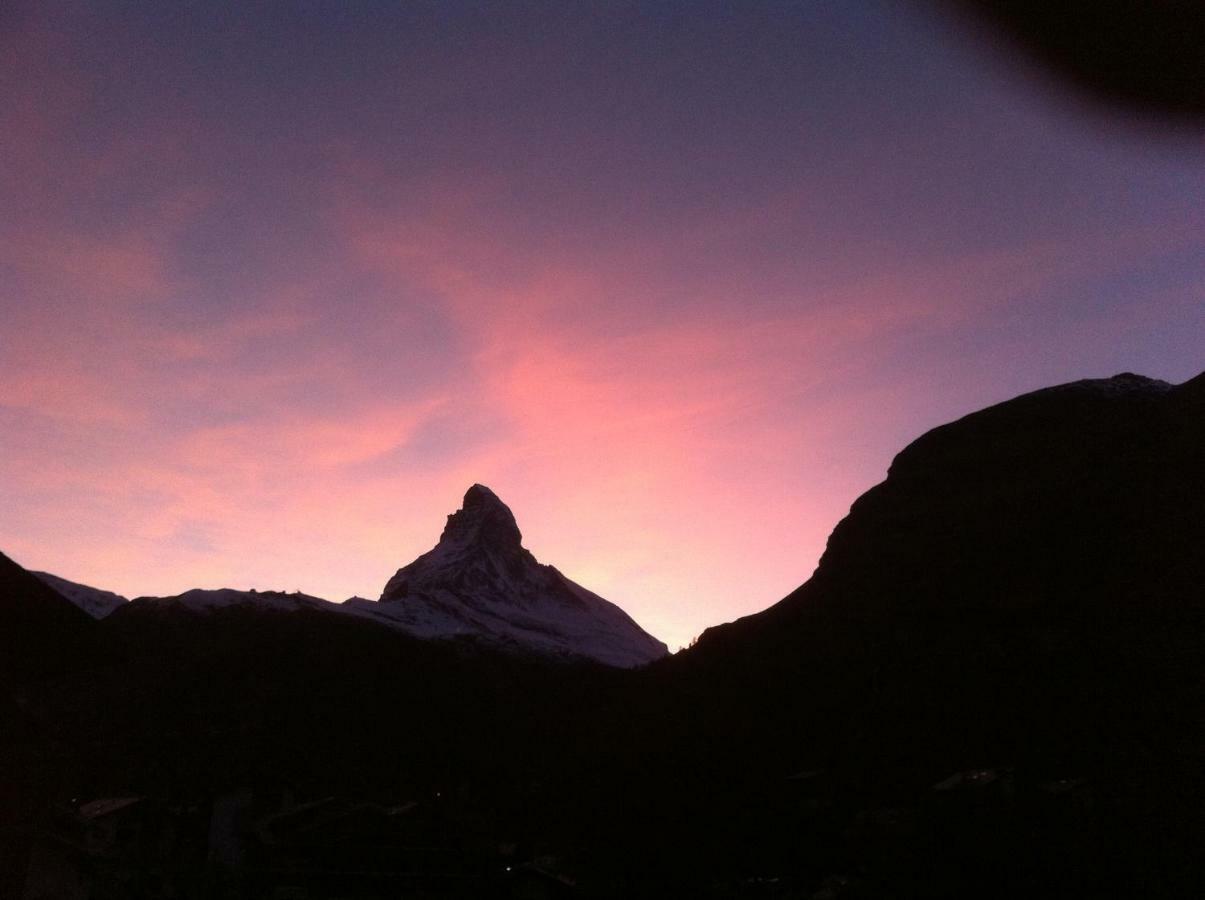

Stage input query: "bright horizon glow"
[{"left": 1, "top": 2, "right": 1202, "bottom": 651}]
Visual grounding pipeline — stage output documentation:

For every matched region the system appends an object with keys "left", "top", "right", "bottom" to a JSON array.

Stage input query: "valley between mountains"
[{"left": 3, "top": 370, "right": 1202, "bottom": 898}]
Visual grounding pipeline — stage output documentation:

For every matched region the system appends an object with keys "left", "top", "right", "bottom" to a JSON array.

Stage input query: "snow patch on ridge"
[
  {"left": 136, "top": 588, "right": 342, "bottom": 615},
  {"left": 33, "top": 571, "right": 128, "bottom": 619}
]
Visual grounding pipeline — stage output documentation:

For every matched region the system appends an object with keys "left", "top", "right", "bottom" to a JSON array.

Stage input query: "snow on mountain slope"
[
  {"left": 133, "top": 588, "right": 342, "bottom": 615},
  {"left": 33, "top": 571, "right": 129, "bottom": 619},
  {"left": 54, "top": 486, "right": 665, "bottom": 667},
  {"left": 352, "top": 485, "right": 668, "bottom": 667}
]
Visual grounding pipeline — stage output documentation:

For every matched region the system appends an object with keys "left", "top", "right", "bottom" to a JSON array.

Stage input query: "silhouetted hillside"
[
  {"left": 0, "top": 550, "right": 94, "bottom": 682},
  {"left": 2, "top": 371, "right": 1202, "bottom": 897},
  {"left": 637, "top": 371, "right": 1205, "bottom": 895},
  {"left": 678, "top": 373, "right": 1204, "bottom": 773}
]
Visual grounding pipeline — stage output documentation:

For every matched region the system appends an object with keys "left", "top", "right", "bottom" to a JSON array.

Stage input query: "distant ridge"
[
  {"left": 38, "top": 486, "right": 666, "bottom": 668},
  {"left": 32, "top": 571, "right": 128, "bottom": 619}
]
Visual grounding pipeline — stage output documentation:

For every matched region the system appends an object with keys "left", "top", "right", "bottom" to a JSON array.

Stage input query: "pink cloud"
[{"left": 3, "top": 19, "right": 1201, "bottom": 655}]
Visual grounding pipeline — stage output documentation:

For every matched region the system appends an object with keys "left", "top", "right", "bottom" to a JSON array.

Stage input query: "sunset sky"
[{"left": 2, "top": 1, "right": 1202, "bottom": 650}]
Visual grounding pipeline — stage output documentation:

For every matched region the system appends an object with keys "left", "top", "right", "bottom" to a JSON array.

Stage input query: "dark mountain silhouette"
[
  {"left": 676, "top": 372, "right": 1204, "bottom": 774},
  {"left": 0, "top": 550, "right": 94, "bottom": 682},
  {"left": 625, "top": 371, "right": 1205, "bottom": 895},
  {"left": 1, "top": 371, "right": 1202, "bottom": 897}
]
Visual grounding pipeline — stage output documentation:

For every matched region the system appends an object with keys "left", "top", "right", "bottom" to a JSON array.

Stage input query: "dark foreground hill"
[
  {"left": 674, "top": 373, "right": 1204, "bottom": 766},
  {"left": 2, "top": 371, "right": 1202, "bottom": 898},
  {"left": 0, "top": 550, "right": 94, "bottom": 681},
  {"left": 634, "top": 372, "right": 1205, "bottom": 894}
]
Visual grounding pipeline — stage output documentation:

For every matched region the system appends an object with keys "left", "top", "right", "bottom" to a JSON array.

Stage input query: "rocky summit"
[{"left": 346, "top": 484, "right": 668, "bottom": 667}]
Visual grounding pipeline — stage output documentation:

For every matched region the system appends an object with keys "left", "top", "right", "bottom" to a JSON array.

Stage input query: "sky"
[{"left": 1, "top": 1, "right": 1202, "bottom": 651}]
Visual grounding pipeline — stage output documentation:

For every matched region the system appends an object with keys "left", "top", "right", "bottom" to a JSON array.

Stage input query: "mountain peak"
[
  {"left": 439, "top": 484, "right": 522, "bottom": 550},
  {"left": 464, "top": 483, "right": 501, "bottom": 504},
  {"left": 375, "top": 486, "right": 668, "bottom": 667}
]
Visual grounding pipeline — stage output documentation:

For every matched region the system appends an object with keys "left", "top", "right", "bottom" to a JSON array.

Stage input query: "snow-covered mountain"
[
  {"left": 33, "top": 571, "right": 129, "bottom": 619},
  {"left": 27, "top": 487, "right": 667, "bottom": 668},
  {"left": 131, "top": 588, "right": 341, "bottom": 615},
  {"left": 346, "top": 484, "right": 668, "bottom": 668}
]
